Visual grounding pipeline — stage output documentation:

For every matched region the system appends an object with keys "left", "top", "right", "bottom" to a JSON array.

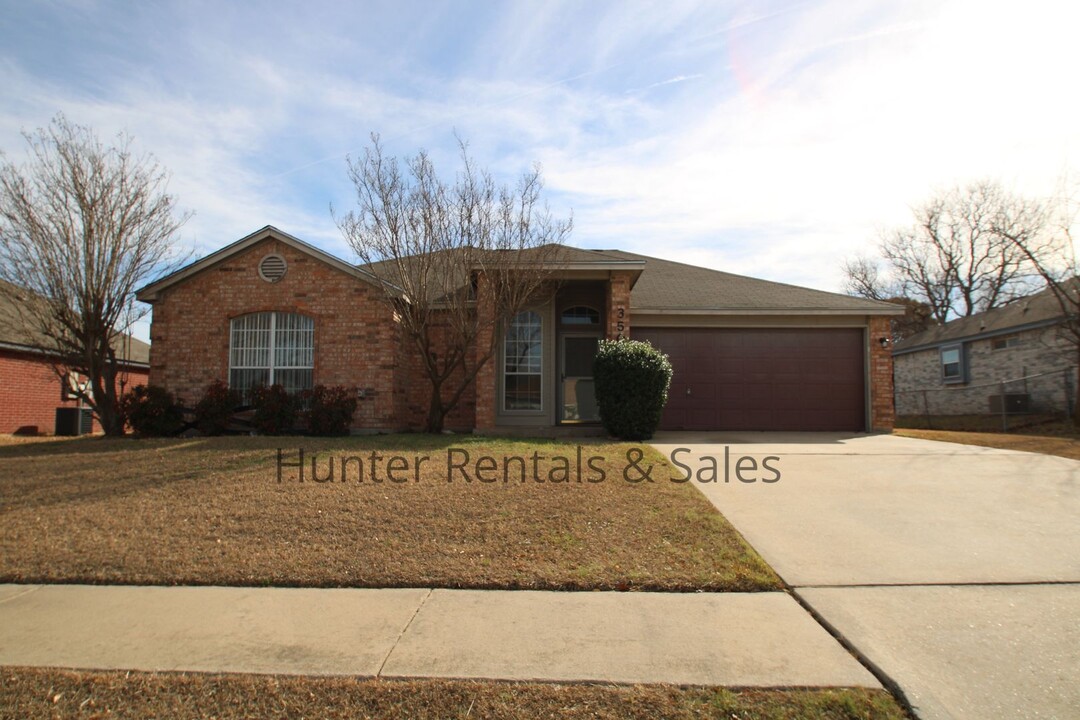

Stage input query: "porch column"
[
  {"left": 605, "top": 271, "right": 633, "bottom": 340},
  {"left": 474, "top": 272, "right": 497, "bottom": 431}
]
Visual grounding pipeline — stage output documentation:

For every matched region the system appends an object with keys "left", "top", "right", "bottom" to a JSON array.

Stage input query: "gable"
[{"left": 135, "top": 226, "right": 382, "bottom": 303}]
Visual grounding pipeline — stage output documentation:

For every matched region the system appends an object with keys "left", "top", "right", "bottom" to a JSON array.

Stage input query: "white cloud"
[
  {"left": 1, "top": 0, "right": 1077, "bottom": 309},
  {"left": 535, "top": 0, "right": 1080, "bottom": 292}
]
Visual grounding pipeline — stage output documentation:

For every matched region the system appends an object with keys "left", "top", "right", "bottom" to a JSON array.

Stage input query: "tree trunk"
[
  {"left": 94, "top": 360, "right": 126, "bottom": 437},
  {"left": 425, "top": 387, "right": 446, "bottom": 434},
  {"left": 98, "top": 399, "right": 125, "bottom": 436}
]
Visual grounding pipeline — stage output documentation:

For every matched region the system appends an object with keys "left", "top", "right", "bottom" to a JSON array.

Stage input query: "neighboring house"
[
  {"left": 0, "top": 280, "right": 150, "bottom": 435},
  {"left": 135, "top": 226, "right": 902, "bottom": 433},
  {"left": 892, "top": 286, "right": 1076, "bottom": 417}
]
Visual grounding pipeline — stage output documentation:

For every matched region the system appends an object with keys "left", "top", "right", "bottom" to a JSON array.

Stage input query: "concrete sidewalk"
[{"left": 0, "top": 583, "right": 878, "bottom": 687}]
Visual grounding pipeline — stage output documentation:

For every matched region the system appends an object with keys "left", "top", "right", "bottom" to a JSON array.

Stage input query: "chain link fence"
[{"left": 896, "top": 368, "right": 1077, "bottom": 432}]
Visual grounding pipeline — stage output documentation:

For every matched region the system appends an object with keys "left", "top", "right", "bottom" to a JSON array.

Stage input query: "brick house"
[
  {"left": 893, "top": 286, "right": 1077, "bottom": 418},
  {"left": 0, "top": 280, "right": 150, "bottom": 435},
  {"left": 135, "top": 226, "right": 902, "bottom": 433}
]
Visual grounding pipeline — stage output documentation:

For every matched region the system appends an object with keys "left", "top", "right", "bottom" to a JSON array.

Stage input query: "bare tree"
[
  {"left": 845, "top": 181, "right": 1043, "bottom": 325},
  {"left": 842, "top": 255, "right": 899, "bottom": 301},
  {"left": 993, "top": 179, "right": 1080, "bottom": 422},
  {"left": 336, "top": 134, "right": 572, "bottom": 433},
  {"left": 0, "top": 115, "right": 190, "bottom": 435},
  {"left": 843, "top": 258, "right": 942, "bottom": 340}
]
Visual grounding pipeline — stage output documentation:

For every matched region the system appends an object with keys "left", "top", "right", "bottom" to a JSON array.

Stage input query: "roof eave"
[
  {"left": 892, "top": 316, "right": 1066, "bottom": 355},
  {"left": 0, "top": 339, "right": 150, "bottom": 368},
  {"left": 631, "top": 306, "right": 906, "bottom": 316}
]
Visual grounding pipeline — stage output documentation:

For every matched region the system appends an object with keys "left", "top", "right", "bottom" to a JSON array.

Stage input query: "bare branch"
[
  {"left": 0, "top": 114, "right": 191, "bottom": 435},
  {"left": 335, "top": 134, "right": 571, "bottom": 432}
]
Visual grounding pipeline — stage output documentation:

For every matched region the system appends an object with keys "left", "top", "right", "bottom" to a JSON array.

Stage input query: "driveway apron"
[{"left": 651, "top": 432, "right": 1080, "bottom": 720}]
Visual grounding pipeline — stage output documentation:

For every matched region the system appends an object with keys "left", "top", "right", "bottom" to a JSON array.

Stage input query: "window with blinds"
[
  {"left": 503, "top": 310, "right": 543, "bottom": 411},
  {"left": 229, "top": 312, "right": 314, "bottom": 400}
]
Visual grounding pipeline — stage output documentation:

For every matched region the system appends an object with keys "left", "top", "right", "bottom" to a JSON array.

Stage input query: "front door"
[{"left": 560, "top": 334, "right": 601, "bottom": 423}]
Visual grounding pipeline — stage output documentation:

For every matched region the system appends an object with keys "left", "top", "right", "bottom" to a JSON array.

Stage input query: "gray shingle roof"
[
  {"left": 893, "top": 284, "right": 1070, "bottom": 354},
  {"left": 0, "top": 280, "right": 150, "bottom": 364},
  {"left": 137, "top": 225, "right": 901, "bottom": 317},
  {"left": 601, "top": 250, "right": 902, "bottom": 314}
]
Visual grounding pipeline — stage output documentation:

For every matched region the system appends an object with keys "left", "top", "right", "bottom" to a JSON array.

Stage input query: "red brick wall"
[
  {"left": 0, "top": 350, "right": 148, "bottom": 434},
  {"left": 393, "top": 317, "right": 477, "bottom": 432},
  {"left": 147, "top": 238, "right": 402, "bottom": 430},
  {"left": 868, "top": 315, "right": 896, "bottom": 431}
]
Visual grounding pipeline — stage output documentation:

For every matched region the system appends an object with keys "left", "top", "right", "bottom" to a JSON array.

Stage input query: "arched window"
[
  {"left": 560, "top": 305, "right": 600, "bottom": 326},
  {"left": 503, "top": 311, "right": 543, "bottom": 411},
  {"left": 229, "top": 312, "right": 314, "bottom": 400}
]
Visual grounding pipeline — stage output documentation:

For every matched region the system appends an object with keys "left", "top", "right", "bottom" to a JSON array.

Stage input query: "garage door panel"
[{"left": 636, "top": 327, "right": 866, "bottom": 431}]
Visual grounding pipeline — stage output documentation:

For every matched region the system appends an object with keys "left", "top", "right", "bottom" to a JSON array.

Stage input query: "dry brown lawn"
[
  {"left": 0, "top": 434, "right": 779, "bottom": 591},
  {"left": 0, "top": 668, "right": 910, "bottom": 720},
  {"left": 896, "top": 425, "right": 1080, "bottom": 461}
]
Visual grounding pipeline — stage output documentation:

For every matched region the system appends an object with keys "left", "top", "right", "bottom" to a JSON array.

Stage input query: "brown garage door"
[{"left": 635, "top": 327, "right": 866, "bottom": 431}]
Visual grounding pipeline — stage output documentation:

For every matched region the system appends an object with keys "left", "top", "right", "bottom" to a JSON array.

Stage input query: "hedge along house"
[{"left": 135, "top": 226, "right": 903, "bottom": 433}]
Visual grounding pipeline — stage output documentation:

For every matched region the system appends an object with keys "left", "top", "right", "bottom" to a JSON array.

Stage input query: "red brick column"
[
  {"left": 868, "top": 315, "right": 895, "bottom": 431},
  {"left": 473, "top": 273, "right": 497, "bottom": 431},
  {"left": 605, "top": 271, "right": 632, "bottom": 340}
]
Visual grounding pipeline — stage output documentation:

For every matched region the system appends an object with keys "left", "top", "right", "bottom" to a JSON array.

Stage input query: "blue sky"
[{"left": 2, "top": 0, "right": 1078, "bottom": 340}]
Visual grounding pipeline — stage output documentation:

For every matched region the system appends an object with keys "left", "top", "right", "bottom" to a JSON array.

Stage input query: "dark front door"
[{"left": 635, "top": 327, "right": 866, "bottom": 431}]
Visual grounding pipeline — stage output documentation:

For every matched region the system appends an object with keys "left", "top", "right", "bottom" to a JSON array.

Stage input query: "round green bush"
[{"left": 593, "top": 338, "right": 673, "bottom": 441}]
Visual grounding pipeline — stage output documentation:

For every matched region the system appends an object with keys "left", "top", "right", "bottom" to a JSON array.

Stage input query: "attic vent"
[{"left": 258, "top": 254, "right": 287, "bottom": 283}]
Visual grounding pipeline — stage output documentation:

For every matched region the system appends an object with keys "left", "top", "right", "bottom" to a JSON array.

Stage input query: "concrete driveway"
[{"left": 651, "top": 432, "right": 1080, "bottom": 720}]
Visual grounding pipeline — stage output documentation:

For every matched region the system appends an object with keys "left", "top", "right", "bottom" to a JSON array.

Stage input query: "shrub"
[
  {"left": 593, "top": 338, "right": 673, "bottom": 441},
  {"left": 194, "top": 380, "right": 241, "bottom": 436},
  {"left": 250, "top": 383, "right": 300, "bottom": 435},
  {"left": 121, "top": 384, "right": 184, "bottom": 437},
  {"left": 304, "top": 385, "right": 358, "bottom": 436}
]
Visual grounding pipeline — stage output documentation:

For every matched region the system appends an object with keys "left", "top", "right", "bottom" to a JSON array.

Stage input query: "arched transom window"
[
  {"left": 229, "top": 312, "right": 314, "bottom": 400},
  {"left": 560, "top": 305, "right": 600, "bottom": 325}
]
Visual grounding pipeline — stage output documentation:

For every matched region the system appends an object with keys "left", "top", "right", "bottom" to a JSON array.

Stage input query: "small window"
[
  {"left": 560, "top": 306, "right": 600, "bottom": 325},
  {"left": 991, "top": 334, "right": 1021, "bottom": 351},
  {"left": 940, "top": 344, "right": 965, "bottom": 384}
]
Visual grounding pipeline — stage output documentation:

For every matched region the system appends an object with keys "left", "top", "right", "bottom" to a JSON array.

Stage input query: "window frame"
[
  {"left": 990, "top": 334, "right": 1021, "bottom": 351},
  {"left": 559, "top": 305, "right": 601, "bottom": 326},
  {"left": 229, "top": 312, "right": 315, "bottom": 400},
  {"left": 502, "top": 310, "right": 544, "bottom": 413},
  {"left": 940, "top": 343, "right": 966, "bottom": 384}
]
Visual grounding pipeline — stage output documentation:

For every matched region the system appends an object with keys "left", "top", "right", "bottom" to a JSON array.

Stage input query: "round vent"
[{"left": 258, "top": 254, "right": 287, "bottom": 283}]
